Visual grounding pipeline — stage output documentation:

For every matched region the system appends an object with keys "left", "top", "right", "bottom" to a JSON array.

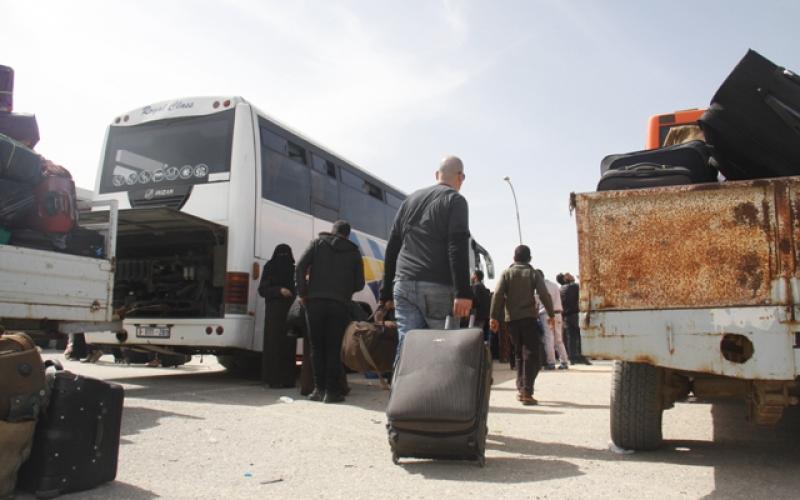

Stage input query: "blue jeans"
[{"left": 393, "top": 280, "right": 453, "bottom": 364}]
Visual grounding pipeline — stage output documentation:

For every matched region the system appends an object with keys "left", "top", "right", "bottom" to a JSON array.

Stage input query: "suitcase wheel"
[
  {"left": 476, "top": 454, "right": 486, "bottom": 468},
  {"left": 391, "top": 452, "right": 400, "bottom": 466}
]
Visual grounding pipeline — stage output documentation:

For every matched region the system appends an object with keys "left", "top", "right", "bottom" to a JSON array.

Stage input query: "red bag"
[{"left": 27, "top": 175, "right": 77, "bottom": 233}]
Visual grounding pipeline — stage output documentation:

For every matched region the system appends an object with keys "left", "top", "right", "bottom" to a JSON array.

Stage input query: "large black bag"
[
  {"left": 18, "top": 370, "right": 124, "bottom": 497},
  {"left": 386, "top": 319, "right": 491, "bottom": 466},
  {"left": 597, "top": 164, "right": 694, "bottom": 191},
  {"left": 0, "top": 178, "right": 35, "bottom": 226},
  {"left": 0, "top": 133, "right": 43, "bottom": 185},
  {"left": 699, "top": 49, "right": 800, "bottom": 180},
  {"left": 600, "top": 140, "right": 717, "bottom": 183}
]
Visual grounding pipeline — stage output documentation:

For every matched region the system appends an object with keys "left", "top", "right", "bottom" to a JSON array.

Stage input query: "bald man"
[{"left": 380, "top": 156, "right": 473, "bottom": 361}]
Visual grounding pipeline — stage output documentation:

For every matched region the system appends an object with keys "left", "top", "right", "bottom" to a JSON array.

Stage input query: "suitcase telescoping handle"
[{"left": 444, "top": 314, "right": 476, "bottom": 330}]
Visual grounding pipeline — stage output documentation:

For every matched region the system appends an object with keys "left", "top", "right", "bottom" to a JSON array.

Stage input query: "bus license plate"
[{"left": 136, "top": 326, "right": 171, "bottom": 338}]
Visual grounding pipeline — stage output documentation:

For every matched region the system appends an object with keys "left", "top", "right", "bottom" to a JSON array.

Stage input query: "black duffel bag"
[{"left": 0, "top": 133, "right": 43, "bottom": 185}]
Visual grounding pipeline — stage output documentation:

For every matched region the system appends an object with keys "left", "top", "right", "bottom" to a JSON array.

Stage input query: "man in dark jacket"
[
  {"left": 380, "top": 156, "right": 473, "bottom": 360},
  {"left": 561, "top": 272, "right": 591, "bottom": 365},
  {"left": 471, "top": 270, "right": 491, "bottom": 336},
  {"left": 296, "top": 220, "right": 365, "bottom": 403},
  {"left": 489, "top": 245, "right": 555, "bottom": 405}
]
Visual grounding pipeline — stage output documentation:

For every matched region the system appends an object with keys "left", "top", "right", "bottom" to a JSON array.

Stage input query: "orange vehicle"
[{"left": 645, "top": 108, "right": 705, "bottom": 149}]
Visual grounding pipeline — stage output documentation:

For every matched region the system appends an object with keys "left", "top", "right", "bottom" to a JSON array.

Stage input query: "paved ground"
[{"left": 16, "top": 353, "right": 800, "bottom": 499}]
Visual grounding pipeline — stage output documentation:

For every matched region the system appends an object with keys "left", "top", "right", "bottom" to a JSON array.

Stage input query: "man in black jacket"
[
  {"left": 296, "top": 220, "right": 365, "bottom": 403},
  {"left": 561, "top": 272, "right": 591, "bottom": 365},
  {"left": 380, "top": 156, "right": 473, "bottom": 360}
]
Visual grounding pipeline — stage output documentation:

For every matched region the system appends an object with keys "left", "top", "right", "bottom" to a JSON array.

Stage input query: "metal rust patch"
[{"left": 575, "top": 180, "right": 786, "bottom": 310}]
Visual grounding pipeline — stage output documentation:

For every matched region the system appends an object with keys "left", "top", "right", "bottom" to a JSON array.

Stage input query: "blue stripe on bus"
[{"left": 367, "top": 239, "right": 384, "bottom": 260}]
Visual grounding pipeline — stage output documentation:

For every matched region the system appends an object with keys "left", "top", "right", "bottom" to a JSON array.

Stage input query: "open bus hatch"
[
  {"left": 83, "top": 207, "right": 226, "bottom": 238},
  {"left": 83, "top": 207, "right": 228, "bottom": 319}
]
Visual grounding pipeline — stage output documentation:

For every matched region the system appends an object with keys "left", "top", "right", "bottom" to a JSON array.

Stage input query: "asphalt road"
[{"left": 17, "top": 352, "right": 800, "bottom": 499}]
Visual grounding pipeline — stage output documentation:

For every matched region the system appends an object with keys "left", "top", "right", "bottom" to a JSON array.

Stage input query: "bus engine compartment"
[{"left": 83, "top": 208, "right": 228, "bottom": 319}]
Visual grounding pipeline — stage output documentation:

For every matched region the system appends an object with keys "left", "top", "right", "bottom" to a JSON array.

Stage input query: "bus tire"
[
  {"left": 610, "top": 360, "right": 664, "bottom": 451},
  {"left": 218, "top": 353, "right": 261, "bottom": 379}
]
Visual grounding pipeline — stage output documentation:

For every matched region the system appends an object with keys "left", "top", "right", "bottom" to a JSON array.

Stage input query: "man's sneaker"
[
  {"left": 307, "top": 388, "right": 324, "bottom": 402},
  {"left": 543, "top": 364, "right": 556, "bottom": 371},
  {"left": 558, "top": 363, "right": 569, "bottom": 370},
  {"left": 521, "top": 394, "right": 538, "bottom": 406}
]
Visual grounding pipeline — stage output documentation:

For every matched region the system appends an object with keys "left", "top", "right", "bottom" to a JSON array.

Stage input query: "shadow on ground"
[
  {"left": 400, "top": 455, "right": 583, "bottom": 483},
  {"left": 15, "top": 481, "right": 157, "bottom": 500}
]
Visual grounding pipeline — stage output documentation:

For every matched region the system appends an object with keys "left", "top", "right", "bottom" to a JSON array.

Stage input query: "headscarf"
[{"left": 265, "top": 243, "right": 295, "bottom": 289}]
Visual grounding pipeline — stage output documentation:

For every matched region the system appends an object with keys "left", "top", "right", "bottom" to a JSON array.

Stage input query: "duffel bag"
[
  {"left": 0, "top": 178, "right": 35, "bottom": 227},
  {"left": 0, "top": 332, "right": 46, "bottom": 422},
  {"left": 0, "top": 331, "right": 46, "bottom": 498},
  {"left": 0, "top": 133, "right": 43, "bottom": 185},
  {"left": 341, "top": 316, "right": 398, "bottom": 389}
]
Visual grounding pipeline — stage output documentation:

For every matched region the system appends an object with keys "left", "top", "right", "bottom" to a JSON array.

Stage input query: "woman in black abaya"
[{"left": 258, "top": 243, "right": 297, "bottom": 388}]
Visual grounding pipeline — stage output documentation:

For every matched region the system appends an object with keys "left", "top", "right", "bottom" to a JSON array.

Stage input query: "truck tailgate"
[
  {"left": 0, "top": 245, "right": 114, "bottom": 322},
  {"left": 574, "top": 178, "right": 798, "bottom": 311},
  {"left": 573, "top": 178, "right": 800, "bottom": 380}
]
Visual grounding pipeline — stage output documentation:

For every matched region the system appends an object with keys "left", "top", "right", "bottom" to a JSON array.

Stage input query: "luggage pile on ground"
[
  {"left": 0, "top": 330, "right": 124, "bottom": 498},
  {"left": 596, "top": 49, "right": 800, "bottom": 191}
]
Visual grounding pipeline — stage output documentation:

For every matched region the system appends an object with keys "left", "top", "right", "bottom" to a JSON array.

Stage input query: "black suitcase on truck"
[
  {"left": 18, "top": 371, "right": 124, "bottom": 497},
  {"left": 386, "top": 319, "right": 491, "bottom": 466},
  {"left": 699, "top": 49, "right": 800, "bottom": 180},
  {"left": 600, "top": 140, "right": 717, "bottom": 183},
  {"left": 597, "top": 163, "right": 694, "bottom": 191}
]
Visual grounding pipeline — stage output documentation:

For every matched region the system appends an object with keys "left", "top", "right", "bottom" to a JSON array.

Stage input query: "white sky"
[{"left": 5, "top": 0, "right": 800, "bottom": 286}]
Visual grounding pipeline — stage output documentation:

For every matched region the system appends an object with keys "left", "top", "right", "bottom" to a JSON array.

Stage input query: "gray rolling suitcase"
[{"left": 386, "top": 317, "right": 492, "bottom": 466}]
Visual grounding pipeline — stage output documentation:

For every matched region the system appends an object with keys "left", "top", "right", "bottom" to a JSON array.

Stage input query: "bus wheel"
[
  {"left": 218, "top": 353, "right": 261, "bottom": 379},
  {"left": 610, "top": 360, "right": 664, "bottom": 451}
]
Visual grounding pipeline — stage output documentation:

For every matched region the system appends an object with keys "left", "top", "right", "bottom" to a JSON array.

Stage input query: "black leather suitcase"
[
  {"left": 597, "top": 163, "right": 694, "bottom": 191},
  {"left": 386, "top": 320, "right": 491, "bottom": 466},
  {"left": 699, "top": 49, "right": 800, "bottom": 180},
  {"left": 600, "top": 140, "right": 717, "bottom": 183},
  {"left": 18, "top": 371, "right": 124, "bottom": 497}
]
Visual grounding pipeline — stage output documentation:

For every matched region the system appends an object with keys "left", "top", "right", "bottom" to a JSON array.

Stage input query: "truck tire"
[{"left": 610, "top": 360, "right": 664, "bottom": 451}]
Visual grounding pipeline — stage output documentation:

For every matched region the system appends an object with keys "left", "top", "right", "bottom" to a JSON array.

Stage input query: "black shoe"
[
  {"left": 582, "top": 358, "right": 593, "bottom": 365},
  {"left": 323, "top": 392, "right": 345, "bottom": 404},
  {"left": 307, "top": 389, "right": 324, "bottom": 402},
  {"left": 543, "top": 364, "right": 556, "bottom": 371}
]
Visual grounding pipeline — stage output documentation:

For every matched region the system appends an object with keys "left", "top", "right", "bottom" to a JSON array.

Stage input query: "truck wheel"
[{"left": 610, "top": 360, "right": 664, "bottom": 451}]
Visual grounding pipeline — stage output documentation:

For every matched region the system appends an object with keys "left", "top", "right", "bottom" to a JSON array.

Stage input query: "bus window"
[
  {"left": 310, "top": 169, "right": 339, "bottom": 209},
  {"left": 261, "top": 127, "right": 288, "bottom": 155},
  {"left": 261, "top": 146, "right": 311, "bottom": 213},
  {"left": 364, "top": 181, "right": 383, "bottom": 201},
  {"left": 386, "top": 192, "right": 403, "bottom": 210},
  {"left": 287, "top": 141, "right": 307, "bottom": 164},
  {"left": 312, "top": 154, "right": 337, "bottom": 178},
  {"left": 99, "top": 109, "right": 234, "bottom": 194}
]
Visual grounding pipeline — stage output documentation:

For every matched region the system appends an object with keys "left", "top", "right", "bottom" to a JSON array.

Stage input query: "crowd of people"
[{"left": 255, "top": 154, "right": 588, "bottom": 406}]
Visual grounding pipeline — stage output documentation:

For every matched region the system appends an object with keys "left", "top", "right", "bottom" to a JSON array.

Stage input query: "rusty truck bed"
[
  {"left": 574, "top": 178, "right": 800, "bottom": 311},
  {"left": 573, "top": 177, "right": 800, "bottom": 380}
]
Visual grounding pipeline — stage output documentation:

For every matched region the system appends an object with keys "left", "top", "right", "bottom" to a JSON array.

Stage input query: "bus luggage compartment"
[{"left": 83, "top": 207, "right": 228, "bottom": 319}]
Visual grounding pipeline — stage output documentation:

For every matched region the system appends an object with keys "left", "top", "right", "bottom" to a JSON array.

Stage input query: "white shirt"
[{"left": 537, "top": 279, "right": 563, "bottom": 315}]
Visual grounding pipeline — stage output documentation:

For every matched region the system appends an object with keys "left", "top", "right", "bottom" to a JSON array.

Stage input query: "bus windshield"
[{"left": 99, "top": 109, "right": 234, "bottom": 194}]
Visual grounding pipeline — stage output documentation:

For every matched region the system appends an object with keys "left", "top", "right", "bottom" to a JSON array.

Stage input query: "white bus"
[{"left": 85, "top": 96, "right": 493, "bottom": 372}]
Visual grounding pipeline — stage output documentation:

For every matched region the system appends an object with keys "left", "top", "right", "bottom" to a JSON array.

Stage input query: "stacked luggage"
[
  {"left": 0, "top": 331, "right": 124, "bottom": 498},
  {"left": 0, "top": 132, "right": 82, "bottom": 253},
  {"left": 0, "top": 64, "right": 104, "bottom": 257},
  {"left": 597, "top": 49, "right": 800, "bottom": 191}
]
